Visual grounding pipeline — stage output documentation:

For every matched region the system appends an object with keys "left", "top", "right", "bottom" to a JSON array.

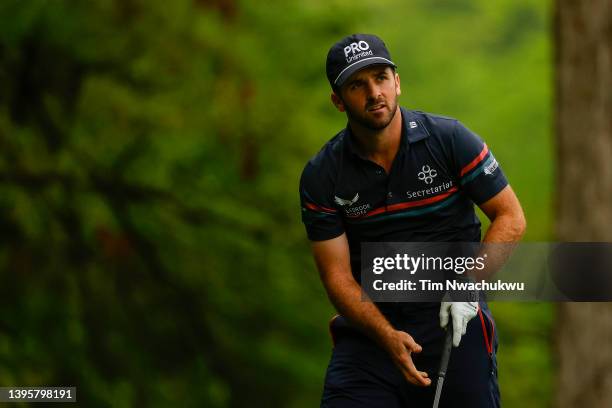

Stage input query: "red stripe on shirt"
[
  {"left": 352, "top": 186, "right": 459, "bottom": 218},
  {"left": 460, "top": 144, "right": 489, "bottom": 177},
  {"left": 304, "top": 201, "right": 337, "bottom": 214}
]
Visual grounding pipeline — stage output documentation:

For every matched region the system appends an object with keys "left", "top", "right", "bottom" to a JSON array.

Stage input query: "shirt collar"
[
  {"left": 344, "top": 106, "right": 430, "bottom": 157},
  {"left": 400, "top": 107, "right": 430, "bottom": 144}
]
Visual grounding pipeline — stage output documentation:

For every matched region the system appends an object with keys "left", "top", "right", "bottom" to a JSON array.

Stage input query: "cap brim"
[{"left": 334, "top": 57, "right": 396, "bottom": 87}]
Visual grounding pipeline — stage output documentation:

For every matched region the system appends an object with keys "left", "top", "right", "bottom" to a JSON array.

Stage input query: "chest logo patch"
[
  {"left": 334, "top": 193, "right": 360, "bottom": 207},
  {"left": 417, "top": 165, "right": 438, "bottom": 185},
  {"left": 335, "top": 193, "right": 370, "bottom": 217}
]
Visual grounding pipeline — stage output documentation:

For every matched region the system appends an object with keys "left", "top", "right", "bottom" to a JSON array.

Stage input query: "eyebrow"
[
  {"left": 346, "top": 78, "right": 364, "bottom": 87},
  {"left": 359, "top": 68, "right": 390, "bottom": 81},
  {"left": 374, "top": 68, "right": 389, "bottom": 75},
  {"left": 346, "top": 68, "right": 391, "bottom": 87}
]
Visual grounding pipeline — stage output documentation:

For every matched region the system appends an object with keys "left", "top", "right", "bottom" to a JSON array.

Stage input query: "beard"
[{"left": 343, "top": 96, "right": 399, "bottom": 131}]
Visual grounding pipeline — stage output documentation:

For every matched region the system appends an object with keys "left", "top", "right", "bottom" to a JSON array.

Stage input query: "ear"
[
  {"left": 331, "top": 92, "right": 345, "bottom": 112},
  {"left": 394, "top": 72, "right": 401, "bottom": 96}
]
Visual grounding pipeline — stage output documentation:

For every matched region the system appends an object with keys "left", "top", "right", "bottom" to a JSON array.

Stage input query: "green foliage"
[{"left": 0, "top": 0, "right": 553, "bottom": 407}]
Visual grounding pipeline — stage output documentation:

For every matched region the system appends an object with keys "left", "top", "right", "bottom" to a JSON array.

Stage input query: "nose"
[{"left": 365, "top": 80, "right": 382, "bottom": 101}]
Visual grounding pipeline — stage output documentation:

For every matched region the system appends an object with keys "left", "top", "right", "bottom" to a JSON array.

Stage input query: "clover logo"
[{"left": 418, "top": 165, "right": 437, "bottom": 185}]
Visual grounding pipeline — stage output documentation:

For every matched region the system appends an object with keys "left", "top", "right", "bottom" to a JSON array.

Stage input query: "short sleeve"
[
  {"left": 299, "top": 163, "right": 345, "bottom": 241},
  {"left": 452, "top": 121, "right": 508, "bottom": 204}
]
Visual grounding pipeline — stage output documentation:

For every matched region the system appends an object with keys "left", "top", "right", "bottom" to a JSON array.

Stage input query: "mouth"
[{"left": 367, "top": 103, "right": 386, "bottom": 112}]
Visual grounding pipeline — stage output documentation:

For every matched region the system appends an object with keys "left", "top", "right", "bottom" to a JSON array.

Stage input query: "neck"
[{"left": 350, "top": 106, "right": 403, "bottom": 172}]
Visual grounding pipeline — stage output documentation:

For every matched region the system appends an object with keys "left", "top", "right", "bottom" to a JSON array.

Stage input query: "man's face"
[{"left": 332, "top": 65, "right": 401, "bottom": 131}]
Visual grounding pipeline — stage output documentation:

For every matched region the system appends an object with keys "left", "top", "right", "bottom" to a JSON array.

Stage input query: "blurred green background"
[{"left": 0, "top": 0, "right": 553, "bottom": 406}]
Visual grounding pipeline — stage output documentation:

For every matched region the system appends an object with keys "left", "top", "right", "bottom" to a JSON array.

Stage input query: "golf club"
[{"left": 432, "top": 320, "right": 453, "bottom": 408}]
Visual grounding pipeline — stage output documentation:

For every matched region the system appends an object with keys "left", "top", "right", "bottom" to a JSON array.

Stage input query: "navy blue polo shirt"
[{"left": 300, "top": 107, "right": 508, "bottom": 274}]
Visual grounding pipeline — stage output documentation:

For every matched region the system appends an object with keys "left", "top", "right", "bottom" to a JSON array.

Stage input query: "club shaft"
[
  {"left": 432, "top": 376, "right": 445, "bottom": 407},
  {"left": 432, "top": 322, "right": 453, "bottom": 408}
]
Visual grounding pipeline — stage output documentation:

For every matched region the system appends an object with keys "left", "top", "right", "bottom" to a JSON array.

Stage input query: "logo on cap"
[
  {"left": 343, "top": 41, "right": 373, "bottom": 63},
  {"left": 326, "top": 34, "right": 397, "bottom": 87}
]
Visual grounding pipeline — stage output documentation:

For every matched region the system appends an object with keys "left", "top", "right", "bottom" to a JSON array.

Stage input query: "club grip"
[{"left": 438, "top": 321, "right": 453, "bottom": 378}]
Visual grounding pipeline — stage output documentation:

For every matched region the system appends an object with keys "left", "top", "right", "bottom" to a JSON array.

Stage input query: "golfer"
[{"left": 299, "top": 34, "right": 526, "bottom": 407}]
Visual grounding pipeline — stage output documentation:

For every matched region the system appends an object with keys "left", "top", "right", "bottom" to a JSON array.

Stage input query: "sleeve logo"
[{"left": 484, "top": 156, "right": 499, "bottom": 175}]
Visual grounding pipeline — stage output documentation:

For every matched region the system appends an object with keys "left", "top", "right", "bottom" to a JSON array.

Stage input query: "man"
[{"left": 299, "top": 34, "right": 526, "bottom": 407}]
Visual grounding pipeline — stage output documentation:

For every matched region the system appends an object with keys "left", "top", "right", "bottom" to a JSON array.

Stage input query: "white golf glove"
[{"left": 439, "top": 301, "right": 479, "bottom": 347}]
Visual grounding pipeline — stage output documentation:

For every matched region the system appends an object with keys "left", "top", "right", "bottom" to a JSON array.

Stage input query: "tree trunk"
[{"left": 555, "top": 0, "right": 612, "bottom": 407}]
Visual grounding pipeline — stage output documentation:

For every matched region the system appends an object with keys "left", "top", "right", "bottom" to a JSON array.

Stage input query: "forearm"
[
  {"left": 482, "top": 212, "right": 526, "bottom": 243},
  {"left": 322, "top": 269, "right": 430, "bottom": 386},
  {"left": 310, "top": 235, "right": 430, "bottom": 386},
  {"left": 472, "top": 212, "right": 526, "bottom": 281},
  {"left": 321, "top": 269, "right": 395, "bottom": 347}
]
